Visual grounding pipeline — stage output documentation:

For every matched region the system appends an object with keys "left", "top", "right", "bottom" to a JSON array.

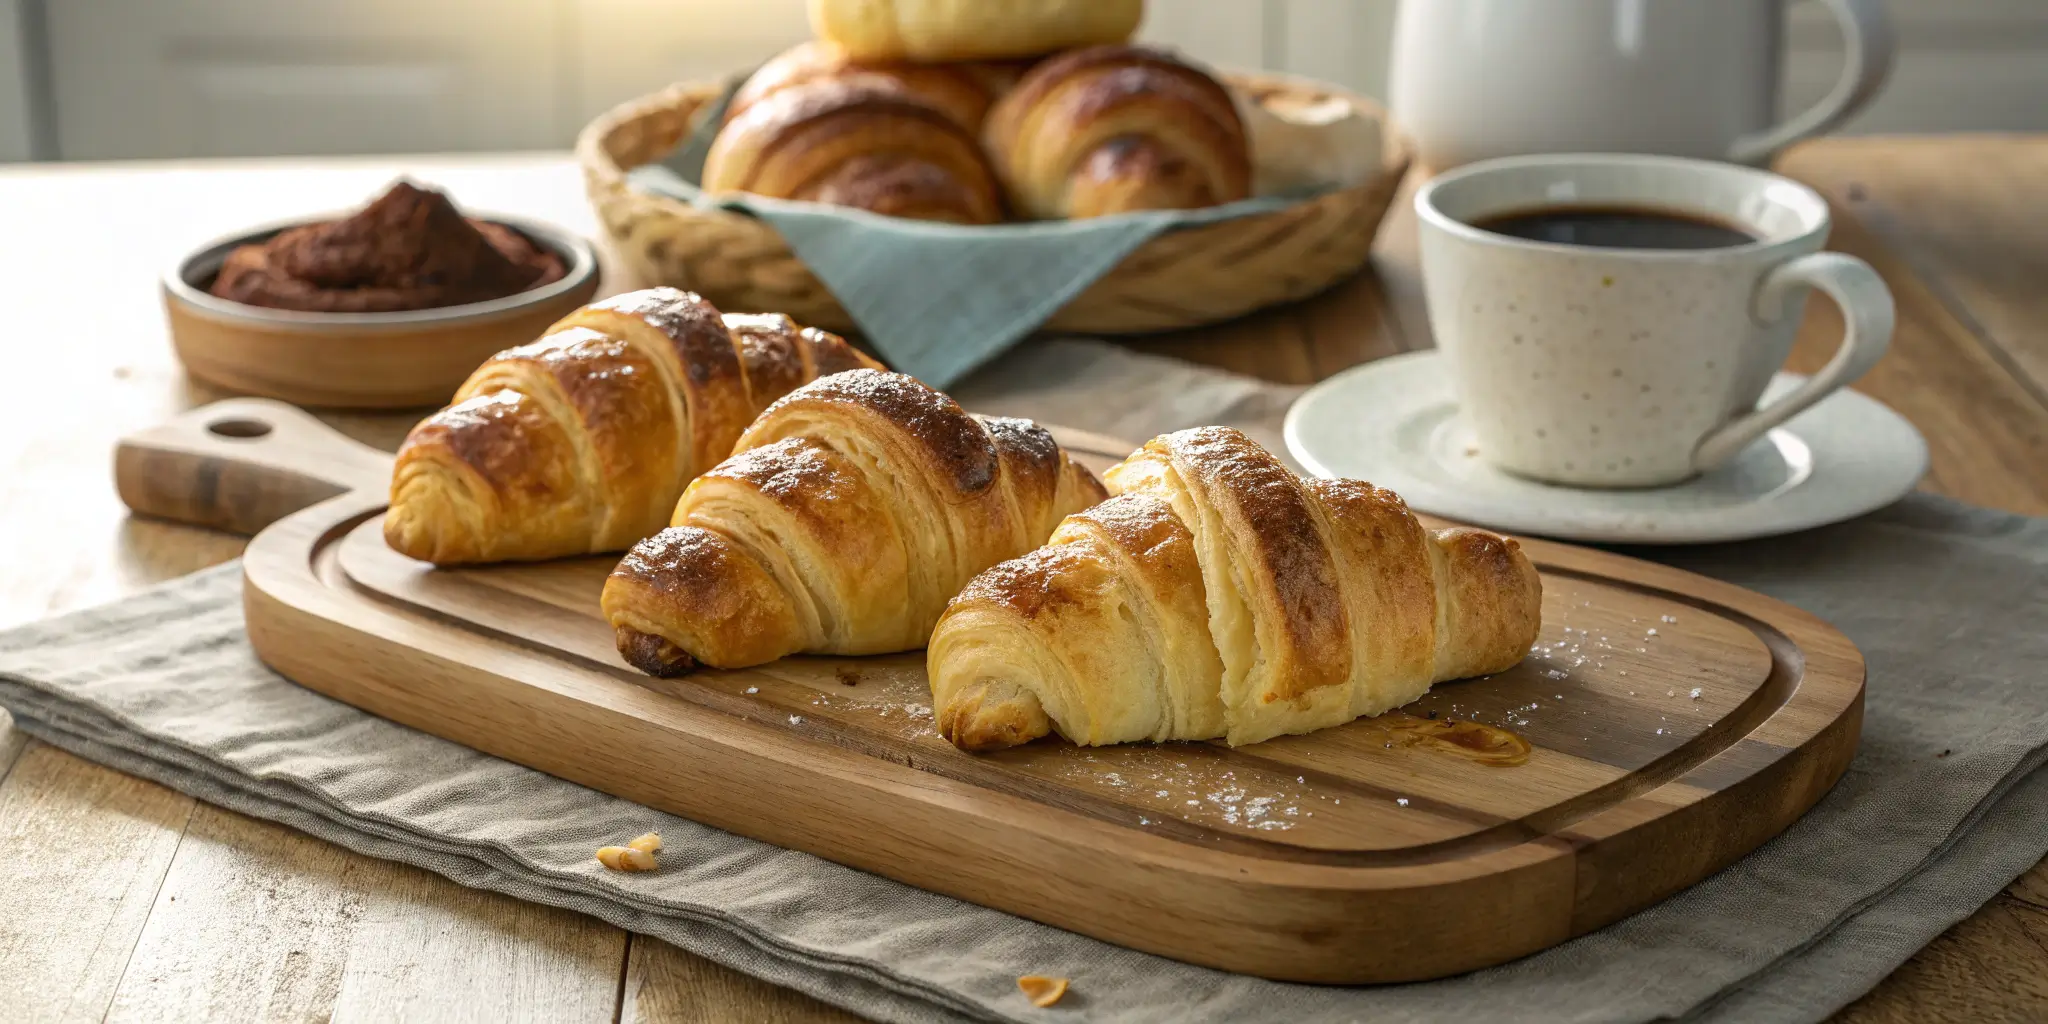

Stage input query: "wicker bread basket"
[{"left": 576, "top": 71, "right": 1412, "bottom": 335}]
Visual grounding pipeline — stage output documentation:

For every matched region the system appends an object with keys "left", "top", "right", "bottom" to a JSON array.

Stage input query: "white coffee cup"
[
  {"left": 1389, "top": 0, "right": 1895, "bottom": 170},
  {"left": 1414, "top": 153, "right": 1894, "bottom": 488}
]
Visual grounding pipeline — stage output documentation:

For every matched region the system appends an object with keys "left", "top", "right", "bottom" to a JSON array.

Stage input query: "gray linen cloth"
[{"left": 3, "top": 341, "right": 2046, "bottom": 1023}]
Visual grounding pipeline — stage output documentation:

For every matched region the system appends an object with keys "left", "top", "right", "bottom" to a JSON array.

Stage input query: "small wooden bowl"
[{"left": 163, "top": 217, "right": 601, "bottom": 409}]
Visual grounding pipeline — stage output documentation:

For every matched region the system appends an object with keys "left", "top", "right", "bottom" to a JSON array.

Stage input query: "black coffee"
[{"left": 1470, "top": 205, "right": 1758, "bottom": 251}]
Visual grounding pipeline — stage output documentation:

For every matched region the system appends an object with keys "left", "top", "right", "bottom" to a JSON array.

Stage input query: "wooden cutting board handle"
[{"left": 116, "top": 397, "right": 394, "bottom": 537}]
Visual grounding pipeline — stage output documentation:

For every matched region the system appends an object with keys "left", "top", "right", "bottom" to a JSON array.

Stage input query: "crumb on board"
[
  {"left": 597, "top": 833, "right": 662, "bottom": 872},
  {"left": 1017, "top": 975, "right": 1068, "bottom": 1008},
  {"left": 835, "top": 667, "right": 862, "bottom": 686}
]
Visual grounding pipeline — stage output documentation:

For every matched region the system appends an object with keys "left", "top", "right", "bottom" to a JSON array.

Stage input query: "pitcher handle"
[{"left": 1727, "top": 0, "right": 1896, "bottom": 164}]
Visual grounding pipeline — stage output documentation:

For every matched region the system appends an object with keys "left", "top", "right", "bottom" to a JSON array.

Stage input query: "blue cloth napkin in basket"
[{"left": 626, "top": 80, "right": 1305, "bottom": 388}]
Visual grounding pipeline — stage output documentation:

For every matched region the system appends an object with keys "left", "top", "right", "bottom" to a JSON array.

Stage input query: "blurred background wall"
[{"left": 0, "top": 0, "right": 2042, "bottom": 163}]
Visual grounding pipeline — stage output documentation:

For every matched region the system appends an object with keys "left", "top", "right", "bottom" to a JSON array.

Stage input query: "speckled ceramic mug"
[{"left": 1416, "top": 154, "right": 1894, "bottom": 488}]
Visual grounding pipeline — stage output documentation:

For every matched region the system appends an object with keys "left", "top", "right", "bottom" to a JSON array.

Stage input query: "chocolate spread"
[{"left": 209, "top": 180, "right": 567, "bottom": 313}]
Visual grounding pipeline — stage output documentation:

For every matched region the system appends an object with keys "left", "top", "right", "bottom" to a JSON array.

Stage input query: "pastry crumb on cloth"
[
  {"left": 596, "top": 832, "right": 664, "bottom": 871},
  {"left": 1017, "top": 975, "right": 1069, "bottom": 1007}
]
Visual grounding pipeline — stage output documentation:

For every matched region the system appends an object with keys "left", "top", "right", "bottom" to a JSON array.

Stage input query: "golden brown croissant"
[
  {"left": 983, "top": 45, "right": 1253, "bottom": 220},
  {"left": 726, "top": 41, "right": 1027, "bottom": 132},
  {"left": 703, "top": 79, "right": 1005, "bottom": 224},
  {"left": 929, "top": 427, "right": 1543, "bottom": 750},
  {"left": 808, "top": 0, "right": 1142, "bottom": 62},
  {"left": 601, "top": 369, "right": 1108, "bottom": 675},
  {"left": 385, "top": 289, "right": 881, "bottom": 565}
]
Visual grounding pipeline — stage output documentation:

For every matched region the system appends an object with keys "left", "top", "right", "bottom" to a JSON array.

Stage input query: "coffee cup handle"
[
  {"left": 1727, "top": 0, "right": 1896, "bottom": 164},
  {"left": 1691, "top": 252, "right": 1895, "bottom": 472}
]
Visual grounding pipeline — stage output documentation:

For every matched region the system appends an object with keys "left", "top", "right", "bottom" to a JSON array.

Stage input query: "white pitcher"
[{"left": 1389, "top": 0, "right": 1895, "bottom": 170}]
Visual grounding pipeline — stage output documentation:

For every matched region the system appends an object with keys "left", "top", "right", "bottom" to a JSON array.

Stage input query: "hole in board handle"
[{"left": 207, "top": 418, "right": 273, "bottom": 439}]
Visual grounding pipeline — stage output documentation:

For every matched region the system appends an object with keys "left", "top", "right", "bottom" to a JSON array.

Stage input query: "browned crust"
[
  {"left": 603, "top": 525, "right": 801, "bottom": 671},
  {"left": 988, "top": 45, "right": 1208, "bottom": 143},
  {"left": 698, "top": 437, "right": 885, "bottom": 560},
  {"left": 485, "top": 327, "right": 673, "bottom": 515},
  {"left": 1303, "top": 476, "right": 1438, "bottom": 678},
  {"left": 569, "top": 289, "right": 748, "bottom": 472},
  {"left": 728, "top": 40, "right": 1002, "bottom": 130},
  {"left": 979, "top": 415, "right": 1061, "bottom": 523},
  {"left": 1071, "top": 493, "right": 1194, "bottom": 572},
  {"left": 723, "top": 312, "right": 808, "bottom": 415},
  {"left": 725, "top": 80, "right": 970, "bottom": 171},
  {"left": 1070, "top": 137, "right": 1223, "bottom": 216},
  {"left": 800, "top": 326, "right": 882, "bottom": 377},
  {"left": 937, "top": 679, "right": 1051, "bottom": 751},
  {"left": 706, "top": 78, "right": 1001, "bottom": 223},
  {"left": 1435, "top": 528, "right": 1545, "bottom": 676},
  {"left": 797, "top": 153, "right": 1001, "bottom": 223},
  {"left": 400, "top": 391, "right": 581, "bottom": 509},
  {"left": 753, "top": 369, "right": 1000, "bottom": 498},
  {"left": 948, "top": 542, "right": 1091, "bottom": 622},
  {"left": 613, "top": 624, "right": 700, "bottom": 677},
  {"left": 984, "top": 44, "right": 1250, "bottom": 214},
  {"left": 1163, "top": 427, "right": 1349, "bottom": 701},
  {"left": 1067, "top": 462, "right": 1110, "bottom": 508}
]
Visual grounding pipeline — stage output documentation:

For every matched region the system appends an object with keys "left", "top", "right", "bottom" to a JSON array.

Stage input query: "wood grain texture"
[
  {"left": 1780, "top": 137, "right": 2048, "bottom": 404},
  {"left": 0, "top": 142, "right": 2038, "bottom": 1020},
  {"left": 623, "top": 938, "right": 863, "bottom": 1024},
  {"left": 105, "top": 803, "right": 624, "bottom": 1023},
  {"left": 0, "top": 744, "right": 193, "bottom": 1024},
  {"left": 102, "top": 397, "right": 1864, "bottom": 984}
]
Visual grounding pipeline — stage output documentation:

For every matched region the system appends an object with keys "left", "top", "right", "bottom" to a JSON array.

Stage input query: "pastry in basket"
[
  {"left": 385, "top": 288, "right": 881, "bottom": 565},
  {"left": 704, "top": 78, "right": 1005, "bottom": 224},
  {"left": 601, "top": 369, "right": 1108, "bottom": 675},
  {"left": 809, "top": 0, "right": 1143, "bottom": 62},
  {"left": 927, "top": 427, "right": 1543, "bottom": 750},
  {"left": 983, "top": 45, "right": 1253, "bottom": 219},
  {"left": 726, "top": 40, "right": 1028, "bottom": 132}
]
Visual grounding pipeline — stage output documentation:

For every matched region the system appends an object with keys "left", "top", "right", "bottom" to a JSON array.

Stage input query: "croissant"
[
  {"left": 704, "top": 79, "right": 1005, "bottom": 224},
  {"left": 808, "top": 0, "right": 1142, "bottom": 62},
  {"left": 929, "top": 427, "right": 1543, "bottom": 750},
  {"left": 385, "top": 289, "right": 881, "bottom": 565},
  {"left": 726, "top": 40, "right": 1026, "bottom": 132},
  {"left": 983, "top": 45, "right": 1253, "bottom": 220},
  {"left": 601, "top": 369, "right": 1108, "bottom": 675}
]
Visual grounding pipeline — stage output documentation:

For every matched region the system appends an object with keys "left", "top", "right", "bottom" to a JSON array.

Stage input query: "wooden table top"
[{"left": 0, "top": 136, "right": 2043, "bottom": 1022}]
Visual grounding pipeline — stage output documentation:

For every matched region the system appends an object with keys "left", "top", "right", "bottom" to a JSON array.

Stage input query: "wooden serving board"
[{"left": 116, "top": 397, "right": 1865, "bottom": 985}]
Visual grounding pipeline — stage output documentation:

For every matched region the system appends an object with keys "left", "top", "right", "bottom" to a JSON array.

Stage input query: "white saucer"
[{"left": 1283, "top": 351, "right": 1928, "bottom": 544}]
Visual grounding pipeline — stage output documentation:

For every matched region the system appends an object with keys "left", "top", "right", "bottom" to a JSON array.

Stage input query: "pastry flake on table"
[
  {"left": 384, "top": 290, "right": 881, "bottom": 566},
  {"left": 928, "top": 426, "right": 1543, "bottom": 749},
  {"left": 601, "top": 369, "right": 1108, "bottom": 675},
  {"left": 1017, "top": 975, "right": 1069, "bottom": 1007},
  {"left": 208, "top": 179, "right": 564, "bottom": 313}
]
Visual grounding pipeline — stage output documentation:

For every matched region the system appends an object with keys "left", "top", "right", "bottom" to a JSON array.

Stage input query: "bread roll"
[
  {"left": 601, "top": 370, "right": 1108, "bottom": 674},
  {"left": 929, "top": 427, "right": 1543, "bottom": 749},
  {"left": 704, "top": 78, "right": 1005, "bottom": 224},
  {"left": 809, "top": 0, "right": 1142, "bottom": 62},
  {"left": 983, "top": 45, "right": 1252, "bottom": 220},
  {"left": 727, "top": 40, "right": 1026, "bottom": 131}
]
